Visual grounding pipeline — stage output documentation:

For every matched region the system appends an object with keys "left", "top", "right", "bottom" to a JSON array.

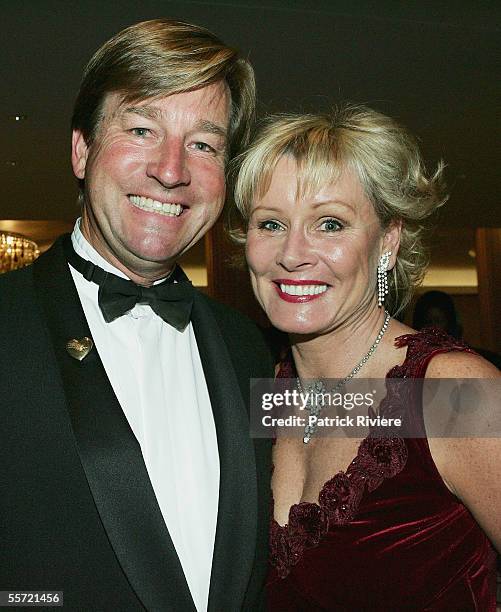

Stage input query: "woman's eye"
[
  {"left": 258, "top": 220, "right": 284, "bottom": 232},
  {"left": 130, "top": 127, "right": 150, "bottom": 137},
  {"left": 319, "top": 218, "right": 343, "bottom": 232}
]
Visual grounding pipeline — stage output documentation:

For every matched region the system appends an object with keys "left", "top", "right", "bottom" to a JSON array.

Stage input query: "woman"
[{"left": 233, "top": 106, "right": 501, "bottom": 610}]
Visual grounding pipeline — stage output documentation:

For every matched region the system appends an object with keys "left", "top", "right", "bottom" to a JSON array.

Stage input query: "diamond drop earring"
[{"left": 377, "top": 251, "right": 392, "bottom": 307}]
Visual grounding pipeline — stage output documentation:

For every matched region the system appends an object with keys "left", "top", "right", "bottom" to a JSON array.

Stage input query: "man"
[{"left": 0, "top": 19, "right": 272, "bottom": 612}]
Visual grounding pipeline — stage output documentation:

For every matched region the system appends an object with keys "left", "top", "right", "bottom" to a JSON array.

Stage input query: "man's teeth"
[
  {"left": 129, "top": 195, "right": 182, "bottom": 216},
  {"left": 280, "top": 284, "right": 328, "bottom": 296}
]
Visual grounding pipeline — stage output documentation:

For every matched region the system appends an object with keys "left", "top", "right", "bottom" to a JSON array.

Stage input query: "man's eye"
[
  {"left": 191, "top": 142, "right": 216, "bottom": 153},
  {"left": 257, "top": 220, "right": 284, "bottom": 232},
  {"left": 319, "top": 218, "right": 343, "bottom": 232},
  {"left": 130, "top": 127, "right": 150, "bottom": 137}
]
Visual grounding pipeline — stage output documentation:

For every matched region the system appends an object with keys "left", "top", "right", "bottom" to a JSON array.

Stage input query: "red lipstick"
[{"left": 273, "top": 279, "right": 329, "bottom": 303}]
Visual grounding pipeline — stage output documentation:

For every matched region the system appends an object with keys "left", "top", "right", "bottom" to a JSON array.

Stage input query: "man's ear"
[
  {"left": 71, "top": 129, "right": 89, "bottom": 179},
  {"left": 382, "top": 220, "right": 402, "bottom": 269}
]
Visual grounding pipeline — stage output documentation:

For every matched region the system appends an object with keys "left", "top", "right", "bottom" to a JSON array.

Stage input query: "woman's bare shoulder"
[{"left": 426, "top": 350, "right": 501, "bottom": 379}]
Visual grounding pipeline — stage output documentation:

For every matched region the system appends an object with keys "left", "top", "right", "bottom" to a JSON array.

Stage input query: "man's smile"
[{"left": 128, "top": 195, "right": 184, "bottom": 217}]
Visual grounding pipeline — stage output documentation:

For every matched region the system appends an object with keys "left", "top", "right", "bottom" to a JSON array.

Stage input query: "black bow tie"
[{"left": 63, "top": 236, "right": 194, "bottom": 331}]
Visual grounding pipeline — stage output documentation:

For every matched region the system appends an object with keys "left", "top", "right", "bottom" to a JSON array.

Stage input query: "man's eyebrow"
[
  {"left": 122, "top": 106, "right": 162, "bottom": 120},
  {"left": 121, "top": 107, "right": 227, "bottom": 138},
  {"left": 194, "top": 120, "right": 228, "bottom": 140}
]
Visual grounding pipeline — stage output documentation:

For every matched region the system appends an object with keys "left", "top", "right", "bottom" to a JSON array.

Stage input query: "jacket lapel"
[
  {"left": 32, "top": 237, "right": 195, "bottom": 612},
  {"left": 190, "top": 296, "right": 258, "bottom": 612}
]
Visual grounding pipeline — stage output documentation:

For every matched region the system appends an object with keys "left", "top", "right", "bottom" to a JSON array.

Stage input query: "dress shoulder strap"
[{"left": 389, "top": 327, "right": 474, "bottom": 379}]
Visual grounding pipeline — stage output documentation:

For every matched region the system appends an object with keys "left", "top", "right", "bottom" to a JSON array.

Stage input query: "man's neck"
[{"left": 73, "top": 218, "right": 174, "bottom": 286}]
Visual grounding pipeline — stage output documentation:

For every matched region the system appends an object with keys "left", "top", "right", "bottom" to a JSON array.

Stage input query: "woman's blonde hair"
[{"left": 232, "top": 105, "right": 447, "bottom": 315}]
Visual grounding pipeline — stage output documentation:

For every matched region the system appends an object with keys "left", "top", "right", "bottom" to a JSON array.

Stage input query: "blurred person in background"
[{"left": 414, "top": 290, "right": 501, "bottom": 369}]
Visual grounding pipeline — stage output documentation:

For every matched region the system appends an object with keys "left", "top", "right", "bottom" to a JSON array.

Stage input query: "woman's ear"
[
  {"left": 71, "top": 129, "right": 89, "bottom": 180},
  {"left": 382, "top": 220, "right": 402, "bottom": 269}
]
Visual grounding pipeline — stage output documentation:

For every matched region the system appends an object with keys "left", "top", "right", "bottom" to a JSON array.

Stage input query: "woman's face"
[{"left": 246, "top": 155, "right": 397, "bottom": 335}]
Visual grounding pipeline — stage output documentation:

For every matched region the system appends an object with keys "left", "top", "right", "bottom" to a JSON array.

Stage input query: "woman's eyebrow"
[
  {"left": 310, "top": 199, "right": 355, "bottom": 213},
  {"left": 251, "top": 205, "right": 284, "bottom": 214}
]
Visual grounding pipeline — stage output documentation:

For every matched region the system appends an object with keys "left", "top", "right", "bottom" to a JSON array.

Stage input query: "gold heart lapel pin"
[{"left": 66, "top": 337, "right": 94, "bottom": 361}]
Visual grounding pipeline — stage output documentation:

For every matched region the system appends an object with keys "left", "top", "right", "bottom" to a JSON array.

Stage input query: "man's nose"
[
  {"left": 276, "top": 229, "right": 318, "bottom": 272},
  {"left": 146, "top": 139, "right": 191, "bottom": 187}
]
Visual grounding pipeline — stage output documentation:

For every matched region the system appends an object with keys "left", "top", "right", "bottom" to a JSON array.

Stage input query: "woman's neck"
[{"left": 290, "top": 307, "right": 390, "bottom": 380}]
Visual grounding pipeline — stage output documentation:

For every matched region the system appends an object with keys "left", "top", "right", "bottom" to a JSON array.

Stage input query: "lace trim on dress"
[{"left": 270, "top": 431, "right": 408, "bottom": 579}]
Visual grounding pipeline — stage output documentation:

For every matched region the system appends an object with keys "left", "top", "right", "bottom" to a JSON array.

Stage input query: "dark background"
[
  {"left": 1, "top": 0, "right": 499, "bottom": 226},
  {"left": 1, "top": 0, "right": 499, "bottom": 349}
]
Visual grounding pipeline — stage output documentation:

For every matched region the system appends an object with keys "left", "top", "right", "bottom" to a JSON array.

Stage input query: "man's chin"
[{"left": 128, "top": 248, "right": 177, "bottom": 268}]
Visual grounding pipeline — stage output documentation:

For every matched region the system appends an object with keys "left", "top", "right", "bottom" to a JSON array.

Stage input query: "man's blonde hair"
[{"left": 72, "top": 19, "right": 255, "bottom": 159}]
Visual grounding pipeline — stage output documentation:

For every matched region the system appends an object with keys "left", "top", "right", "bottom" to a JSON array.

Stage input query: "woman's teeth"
[
  {"left": 279, "top": 284, "right": 327, "bottom": 296},
  {"left": 129, "top": 195, "right": 182, "bottom": 216}
]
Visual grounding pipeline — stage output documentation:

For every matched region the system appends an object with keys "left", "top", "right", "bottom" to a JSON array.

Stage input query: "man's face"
[{"left": 72, "top": 82, "right": 230, "bottom": 282}]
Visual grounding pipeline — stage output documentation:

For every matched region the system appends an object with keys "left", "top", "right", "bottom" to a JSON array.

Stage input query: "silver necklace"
[{"left": 299, "top": 311, "right": 391, "bottom": 444}]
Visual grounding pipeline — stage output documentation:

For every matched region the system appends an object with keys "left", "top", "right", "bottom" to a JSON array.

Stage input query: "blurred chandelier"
[{"left": 0, "top": 231, "right": 40, "bottom": 274}]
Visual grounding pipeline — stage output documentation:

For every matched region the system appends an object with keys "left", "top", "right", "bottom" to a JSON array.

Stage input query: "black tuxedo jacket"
[{"left": 0, "top": 237, "right": 273, "bottom": 611}]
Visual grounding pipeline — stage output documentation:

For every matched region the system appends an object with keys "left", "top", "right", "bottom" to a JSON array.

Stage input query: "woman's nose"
[{"left": 276, "top": 229, "right": 318, "bottom": 272}]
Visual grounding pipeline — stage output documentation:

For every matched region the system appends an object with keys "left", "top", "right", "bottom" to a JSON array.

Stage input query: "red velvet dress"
[{"left": 268, "top": 328, "right": 497, "bottom": 611}]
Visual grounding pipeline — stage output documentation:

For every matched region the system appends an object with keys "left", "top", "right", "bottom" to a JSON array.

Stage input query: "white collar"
[{"left": 71, "top": 218, "right": 131, "bottom": 280}]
